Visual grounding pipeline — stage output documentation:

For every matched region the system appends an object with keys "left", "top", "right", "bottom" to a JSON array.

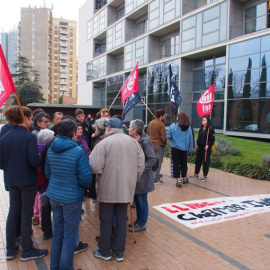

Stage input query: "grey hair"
[
  {"left": 37, "top": 129, "right": 54, "bottom": 144},
  {"left": 130, "top": 119, "right": 144, "bottom": 136},
  {"left": 94, "top": 118, "right": 108, "bottom": 135}
]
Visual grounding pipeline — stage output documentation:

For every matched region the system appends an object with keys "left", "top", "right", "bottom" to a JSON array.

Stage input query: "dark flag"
[
  {"left": 168, "top": 64, "right": 182, "bottom": 116},
  {"left": 122, "top": 93, "right": 141, "bottom": 120}
]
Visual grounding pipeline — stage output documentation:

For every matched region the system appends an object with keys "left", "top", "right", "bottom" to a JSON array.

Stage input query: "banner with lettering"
[
  {"left": 197, "top": 82, "right": 215, "bottom": 118},
  {"left": 153, "top": 194, "right": 270, "bottom": 228}
]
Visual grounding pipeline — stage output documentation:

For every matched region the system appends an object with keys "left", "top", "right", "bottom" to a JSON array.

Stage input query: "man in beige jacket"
[{"left": 89, "top": 118, "right": 145, "bottom": 262}]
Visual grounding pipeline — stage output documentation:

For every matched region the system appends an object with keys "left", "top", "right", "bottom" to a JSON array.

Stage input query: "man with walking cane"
[{"left": 89, "top": 118, "right": 145, "bottom": 262}]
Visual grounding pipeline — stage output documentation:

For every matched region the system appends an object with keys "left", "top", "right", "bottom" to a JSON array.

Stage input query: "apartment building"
[
  {"left": 19, "top": 7, "right": 77, "bottom": 104},
  {"left": 0, "top": 30, "right": 18, "bottom": 75},
  {"left": 78, "top": 0, "right": 270, "bottom": 139}
]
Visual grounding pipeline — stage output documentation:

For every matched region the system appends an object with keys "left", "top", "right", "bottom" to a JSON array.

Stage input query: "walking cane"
[{"left": 128, "top": 202, "right": 136, "bottom": 244}]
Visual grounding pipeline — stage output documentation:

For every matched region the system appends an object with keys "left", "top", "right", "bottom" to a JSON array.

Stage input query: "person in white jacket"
[{"left": 89, "top": 118, "right": 145, "bottom": 262}]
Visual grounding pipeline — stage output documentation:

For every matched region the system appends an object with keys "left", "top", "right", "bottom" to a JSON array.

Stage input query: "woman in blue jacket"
[
  {"left": 45, "top": 118, "right": 92, "bottom": 270},
  {"left": 166, "top": 112, "right": 193, "bottom": 188}
]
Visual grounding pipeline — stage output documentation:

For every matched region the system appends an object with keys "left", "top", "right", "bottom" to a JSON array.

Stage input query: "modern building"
[
  {"left": 0, "top": 30, "right": 18, "bottom": 75},
  {"left": 78, "top": 0, "right": 270, "bottom": 139},
  {"left": 19, "top": 7, "right": 77, "bottom": 104}
]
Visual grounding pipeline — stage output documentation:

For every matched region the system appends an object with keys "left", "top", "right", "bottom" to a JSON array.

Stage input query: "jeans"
[
  {"left": 50, "top": 199, "right": 82, "bottom": 270},
  {"left": 98, "top": 202, "right": 128, "bottom": 256},
  {"left": 153, "top": 145, "right": 165, "bottom": 180},
  {"left": 6, "top": 184, "right": 37, "bottom": 252},
  {"left": 134, "top": 193, "right": 148, "bottom": 226}
]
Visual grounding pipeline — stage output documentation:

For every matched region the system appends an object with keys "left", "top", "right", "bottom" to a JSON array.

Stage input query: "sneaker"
[
  {"left": 6, "top": 245, "right": 19, "bottom": 260},
  {"left": 182, "top": 177, "right": 189, "bottom": 184},
  {"left": 74, "top": 241, "right": 89, "bottom": 254},
  {"left": 200, "top": 176, "right": 207, "bottom": 181},
  {"left": 20, "top": 247, "right": 48, "bottom": 261},
  {"left": 154, "top": 179, "right": 163, "bottom": 184},
  {"left": 190, "top": 175, "right": 198, "bottom": 179},
  {"left": 32, "top": 217, "right": 39, "bottom": 225},
  {"left": 113, "top": 253, "right": 124, "bottom": 262},
  {"left": 176, "top": 181, "right": 182, "bottom": 188},
  {"left": 128, "top": 221, "right": 137, "bottom": 228},
  {"left": 129, "top": 224, "right": 146, "bottom": 232},
  {"left": 93, "top": 249, "right": 111, "bottom": 261}
]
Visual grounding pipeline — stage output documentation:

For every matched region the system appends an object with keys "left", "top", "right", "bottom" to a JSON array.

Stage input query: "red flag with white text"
[
  {"left": 0, "top": 45, "right": 16, "bottom": 107},
  {"left": 197, "top": 82, "right": 215, "bottom": 118},
  {"left": 121, "top": 62, "right": 138, "bottom": 104}
]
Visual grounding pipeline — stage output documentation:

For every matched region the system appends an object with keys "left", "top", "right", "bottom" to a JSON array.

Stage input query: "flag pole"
[
  {"left": 108, "top": 89, "right": 121, "bottom": 111},
  {"left": 14, "top": 92, "right": 29, "bottom": 131},
  {"left": 140, "top": 98, "right": 155, "bottom": 118},
  {"left": 205, "top": 113, "right": 212, "bottom": 161}
]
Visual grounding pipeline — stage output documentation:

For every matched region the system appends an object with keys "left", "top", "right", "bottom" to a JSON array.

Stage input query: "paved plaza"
[{"left": 1, "top": 158, "right": 270, "bottom": 270}]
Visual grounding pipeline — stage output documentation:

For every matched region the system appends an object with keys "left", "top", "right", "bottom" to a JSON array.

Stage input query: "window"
[
  {"left": 245, "top": 3, "right": 268, "bottom": 34},
  {"left": 160, "top": 35, "right": 179, "bottom": 58}
]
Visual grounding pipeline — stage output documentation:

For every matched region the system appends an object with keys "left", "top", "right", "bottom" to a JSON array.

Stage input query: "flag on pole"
[
  {"left": 168, "top": 64, "right": 182, "bottom": 116},
  {"left": 122, "top": 93, "right": 141, "bottom": 120},
  {"left": 197, "top": 82, "right": 216, "bottom": 118},
  {"left": 0, "top": 45, "right": 16, "bottom": 107},
  {"left": 268, "top": 0, "right": 270, "bottom": 11},
  {"left": 121, "top": 62, "right": 139, "bottom": 104}
]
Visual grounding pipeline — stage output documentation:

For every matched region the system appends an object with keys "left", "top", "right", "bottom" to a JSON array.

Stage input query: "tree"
[
  {"left": 12, "top": 55, "right": 42, "bottom": 91},
  {"left": 13, "top": 82, "right": 45, "bottom": 106}
]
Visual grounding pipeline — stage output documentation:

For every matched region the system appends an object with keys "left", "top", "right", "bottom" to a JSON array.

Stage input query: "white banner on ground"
[{"left": 153, "top": 194, "right": 270, "bottom": 229}]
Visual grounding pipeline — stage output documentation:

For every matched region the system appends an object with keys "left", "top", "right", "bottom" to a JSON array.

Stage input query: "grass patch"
[{"left": 216, "top": 134, "right": 268, "bottom": 165}]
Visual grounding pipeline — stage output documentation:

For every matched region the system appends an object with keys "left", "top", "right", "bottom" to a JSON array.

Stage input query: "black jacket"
[
  {"left": 0, "top": 125, "right": 41, "bottom": 187},
  {"left": 196, "top": 126, "right": 215, "bottom": 149}
]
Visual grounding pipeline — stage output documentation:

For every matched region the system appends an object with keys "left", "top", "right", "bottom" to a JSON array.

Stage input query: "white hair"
[{"left": 37, "top": 129, "right": 54, "bottom": 144}]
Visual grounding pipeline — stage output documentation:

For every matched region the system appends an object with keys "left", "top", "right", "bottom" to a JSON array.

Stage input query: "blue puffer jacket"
[{"left": 45, "top": 136, "right": 92, "bottom": 203}]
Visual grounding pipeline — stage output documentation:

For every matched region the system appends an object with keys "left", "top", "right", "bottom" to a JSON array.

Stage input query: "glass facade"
[
  {"left": 148, "top": 59, "right": 179, "bottom": 125},
  {"left": 192, "top": 55, "right": 226, "bottom": 130},
  {"left": 86, "top": 55, "right": 106, "bottom": 81},
  {"left": 227, "top": 35, "right": 270, "bottom": 134},
  {"left": 107, "top": 20, "right": 125, "bottom": 51},
  {"left": 181, "top": 1, "right": 227, "bottom": 53},
  {"left": 149, "top": 0, "right": 180, "bottom": 31},
  {"left": 106, "top": 75, "right": 124, "bottom": 107}
]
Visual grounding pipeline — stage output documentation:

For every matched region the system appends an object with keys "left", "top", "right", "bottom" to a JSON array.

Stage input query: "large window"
[
  {"left": 192, "top": 55, "right": 226, "bottom": 129},
  {"left": 148, "top": 60, "right": 179, "bottom": 124},
  {"left": 106, "top": 75, "right": 124, "bottom": 107},
  {"left": 245, "top": 2, "right": 268, "bottom": 34},
  {"left": 160, "top": 35, "right": 179, "bottom": 59},
  {"left": 227, "top": 35, "right": 270, "bottom": 134}
]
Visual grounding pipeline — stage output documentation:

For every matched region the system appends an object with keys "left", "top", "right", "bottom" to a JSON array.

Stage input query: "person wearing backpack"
[
  {"left": 166, "top": 112, "right": 193, "bottom": 188},
  {"left": 190, "top": 116, "right": 215, "bottom": 181},
  {"left": 128, "top": 119, "right": 156, "bottom": 232}
]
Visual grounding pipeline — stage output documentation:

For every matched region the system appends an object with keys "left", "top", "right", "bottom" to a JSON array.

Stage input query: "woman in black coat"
[
  {"left": 190, "top": 116, "right": 215, "bottom": 181},
  {"left": 128, "top": 119, "right": 156, "bottom": 232}
]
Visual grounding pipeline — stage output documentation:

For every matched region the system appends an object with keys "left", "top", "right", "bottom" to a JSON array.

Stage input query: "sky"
[{"left": 0, "top": 0, "right": 87, "bottom": 32}]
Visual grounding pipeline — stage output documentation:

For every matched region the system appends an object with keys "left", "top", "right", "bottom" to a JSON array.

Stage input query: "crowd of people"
[{"left": 0, "top": 105, "right": 215, "bottom": 269}]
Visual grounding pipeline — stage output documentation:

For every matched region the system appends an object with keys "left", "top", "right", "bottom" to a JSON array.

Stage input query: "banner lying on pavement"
[{"left": 153, "top": 194, "right": 270, "bottom": 229}]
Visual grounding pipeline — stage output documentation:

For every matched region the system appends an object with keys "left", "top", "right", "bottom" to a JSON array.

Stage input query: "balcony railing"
[{"left": 230, "top": 13, "right": 270, "bottom": 40}]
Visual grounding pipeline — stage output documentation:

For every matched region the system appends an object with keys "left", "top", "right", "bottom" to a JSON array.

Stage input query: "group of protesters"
[{"left": 0, "top": 105, "right": 215, "bottom": 269}]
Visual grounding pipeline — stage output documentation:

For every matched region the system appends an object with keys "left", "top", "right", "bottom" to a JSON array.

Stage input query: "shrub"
[
  {"left": 215, "top": 137, "right": 241, "bottom": 156},
  {"left": 223, "top": 163, "right": 270, "bottom": 181},
  {"left": 261, "top": 155, "right": 270, "bottom": 167}
]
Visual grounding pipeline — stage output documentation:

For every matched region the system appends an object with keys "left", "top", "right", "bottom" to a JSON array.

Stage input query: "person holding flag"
[{"left": 190, "top": 83, "right": 216, "bottom": 181}]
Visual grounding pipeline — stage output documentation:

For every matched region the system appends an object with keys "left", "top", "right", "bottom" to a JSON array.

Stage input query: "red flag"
[
  {"left": 0, "top": 45, "right": 16, "bottom": 107},
  {"left": 121, "top": 62, "right": 138, "bottom": 104},
  {"left": 197, "top": 82, "right": 215, "bottom": 118}
]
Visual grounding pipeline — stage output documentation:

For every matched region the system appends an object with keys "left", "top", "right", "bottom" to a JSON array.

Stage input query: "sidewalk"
[{"left": 1, "top": 158, "right": 270, "bottom": 269}]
